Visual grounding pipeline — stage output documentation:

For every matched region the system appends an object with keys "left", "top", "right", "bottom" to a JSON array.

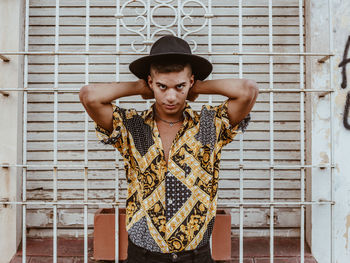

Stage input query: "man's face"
[{"left": 147, "top": 65, "right": 194, "bottom": 117}]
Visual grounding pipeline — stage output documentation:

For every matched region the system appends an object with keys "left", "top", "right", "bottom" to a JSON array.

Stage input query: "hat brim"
[{"left": 129, "top": 53, "right": 213, "bottom": 81}]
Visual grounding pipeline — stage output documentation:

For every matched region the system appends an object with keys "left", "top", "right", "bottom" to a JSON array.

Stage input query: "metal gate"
[{"left": 0, "top": 0, "right": 335, "bottom": 262}]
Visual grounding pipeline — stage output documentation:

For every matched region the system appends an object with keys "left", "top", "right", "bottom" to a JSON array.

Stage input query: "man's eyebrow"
[
  {"left": 156, "top": 81, "right": 166, "bottom": 86},
  {"left": 156, "top": 81, "right": 186, "bottom": 87},
  {"left": 155, "top": 81, "right": 186, "bottom": 86}
]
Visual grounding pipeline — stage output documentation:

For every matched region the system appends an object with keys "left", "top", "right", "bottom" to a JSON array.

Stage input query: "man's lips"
[{"left": 165, "top": 104, "right": 176, "bottom": 109}]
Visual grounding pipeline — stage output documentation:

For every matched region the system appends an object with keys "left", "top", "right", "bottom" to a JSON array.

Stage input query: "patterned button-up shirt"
[{"left": 94, "top": 99, "right": 249, "bottom": 253}]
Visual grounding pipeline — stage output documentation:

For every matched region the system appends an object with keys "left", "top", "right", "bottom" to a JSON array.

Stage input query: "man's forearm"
[
  {"left": 192, "top": 78, "right": 258, "bottom": 101},
  {"left": 80, "top": 81, "right": 143, "bottom": 105}
]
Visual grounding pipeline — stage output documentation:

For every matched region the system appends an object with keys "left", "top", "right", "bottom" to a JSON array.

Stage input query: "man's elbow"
[
  {"left": 79, "top": 85, "right": 94, "bottom": 105},
  {"left": 243, "top": 79, "right": 259, "bottom": 102}
]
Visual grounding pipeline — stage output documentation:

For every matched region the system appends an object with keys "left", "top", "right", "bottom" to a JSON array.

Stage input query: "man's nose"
[{"left": 166, "top": 89, "right": 177, "bottom": 102}]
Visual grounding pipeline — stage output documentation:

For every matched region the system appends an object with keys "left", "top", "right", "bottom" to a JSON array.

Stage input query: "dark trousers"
[{"left": 126, "top": 237, "right": 215, "bottom": 263}]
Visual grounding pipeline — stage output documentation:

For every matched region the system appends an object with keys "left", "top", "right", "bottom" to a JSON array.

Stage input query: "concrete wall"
[
  {"left": 306, "top": 0, "right": 350, "bottom": 262},
  {"left": 331, "top": 0, "right": 350, "bottom": 261},
  {"left": 0, "top": 0, "right": 24, "bottom": 262}
]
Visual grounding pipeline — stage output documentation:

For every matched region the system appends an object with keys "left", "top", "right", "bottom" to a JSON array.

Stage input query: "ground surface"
[{"left": 10, "top": 237, "right": 317, "bottom": 263}]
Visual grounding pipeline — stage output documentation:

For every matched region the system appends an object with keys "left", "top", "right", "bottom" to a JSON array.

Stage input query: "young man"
[{"left": 79, "top": 35, "right": 258, "bottom": 263}]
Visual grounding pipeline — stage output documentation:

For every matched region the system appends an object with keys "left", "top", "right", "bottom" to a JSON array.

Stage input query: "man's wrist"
[
  {"left": 135, "top": 79, "right": 146, "bottom": 96},
  {"left": 191, "top": 80, "right": 202, "bottom": 94}
]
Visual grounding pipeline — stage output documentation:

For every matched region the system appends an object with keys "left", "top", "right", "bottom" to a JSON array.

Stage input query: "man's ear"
[
  {"left": 147, "top": 75, "right": 153, "bottom": 89},
  {"left": 190, "top": 74, "right": 195, "bottom": 88}
]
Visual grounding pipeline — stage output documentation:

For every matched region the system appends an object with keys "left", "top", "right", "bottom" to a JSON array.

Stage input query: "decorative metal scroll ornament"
[{"left": 115, "top": 0, "right": 214, "bottom": 52}]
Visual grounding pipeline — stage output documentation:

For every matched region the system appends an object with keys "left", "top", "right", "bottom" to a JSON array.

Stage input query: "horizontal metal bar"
[
  {"left": 218, "top": 201, "right": 335, "bottom": 207},
  {"left": 0, "top": 200, "right": 334, "bottom": 206},
  {"left": 0, "top": 88, "right": 335, "bottom": 93},
  {"left": 0, "top": 163, "right": 334, "bottom": 170},
  {"left": 258, "top": 89, "right": 333, "bottom": 93},
  {"left": 0, "top": 201, "right": 123, "bottom": 206},
  {"left": 0, "top": 163, "right": 120, "bottom": 169},
  {"left": 0, "top": 54, "right": 10, "bottom": 62},
  {"left": 0, "top": 51, "right": 335, "bottom": 57},
  {"left": 234, "top": 164, "right": 335, "bottom": 169}
]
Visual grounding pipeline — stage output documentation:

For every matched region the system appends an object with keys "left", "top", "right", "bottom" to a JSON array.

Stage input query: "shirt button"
[
  {"left": 168, "top": 199, "right": 173, "bottom": 205},
  {"left": 171, "top": 253, "right": 178, "bottom": 261}
]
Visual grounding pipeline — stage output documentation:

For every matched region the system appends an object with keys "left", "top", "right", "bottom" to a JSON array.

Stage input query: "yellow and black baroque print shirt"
[{"left": 94, "top": 99, "right": 249, "bottom": 253}]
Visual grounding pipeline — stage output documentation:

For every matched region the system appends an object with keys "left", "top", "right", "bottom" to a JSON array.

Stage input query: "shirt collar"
[{"left": 143, "top": 101, "right": 196, "bottom": 124}]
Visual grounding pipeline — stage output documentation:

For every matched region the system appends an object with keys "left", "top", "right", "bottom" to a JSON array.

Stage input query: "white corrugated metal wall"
[{"left": 26, "top": 0, "right": 304, "bottom": 238}]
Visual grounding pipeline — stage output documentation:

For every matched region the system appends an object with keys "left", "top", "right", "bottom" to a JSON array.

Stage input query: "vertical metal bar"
[
  {"left": 84, "top": 1, "right": 90, "bottom": 262},
  {"left": 53, "top": 1, "right": 60, "bottom": 262},
  {"left": 268, "top": 1, "right": 274, "bottom": 263},
  {"left": 328, "top": 0, "right": 335, "bottom": 261},
  {"left": 22, "top": 1, "right": 30, "bottom": 262},
  {"left": 207, "top": 0, "right": 213, "bottom": 251},
  {"left": 238, "top": 1, "right": 244, "bottom": 263},
  {"left": 145, "top": 0, "right": 151, "bottom": 109},
  {"left": 115, "top": 0, "right": 121, "bottom": 261},
  {"left": 298, "top": 1, "right": 305, "bottom": 262},
  {"left": 177, "top": 0, "right": 180, "bottom": 37},
  {"left": 207, "top": 0, "right": 213, "bottom": 105}
]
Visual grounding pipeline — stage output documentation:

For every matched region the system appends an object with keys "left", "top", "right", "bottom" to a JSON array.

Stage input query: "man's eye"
[
  {"left": 177, "top": 85, "right": 184, "bottom": 89},
  {"left": 159, "top": 85, "right": 166, "bottom": 89}
]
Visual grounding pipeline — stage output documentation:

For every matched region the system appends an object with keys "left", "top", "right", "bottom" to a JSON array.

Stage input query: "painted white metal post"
[
  {"left": 238, "top": 1, "right": 244, "bottom": 263},
  {"left": 207, "top": 0, "right": 213, "bottom": 105},
  {"left": 268, "top": 1, "right": 275, "bottom": 262},
  {"left": 22, "top": 1, "right": 30, "bottom": 262},
  {"left": 298, "top": 1, "right": 305, "bottom": 263},
  {"left": 84, "top": 1, "right": 90, "bottom": 262},
  {"left": 146, "top": 0, "right": 151, "bottom": 110},
  {"left": 115, "top": 0, "right": 121, "bottom": 261},
  {"left": 52, "top": 1, "right": 60, "bottom": 262},
  {"left": 327, "top": 0, "right": 335, "bottom": 261},
  {"left": 206, "top": 0, "right": 214, "bottom": 251}
]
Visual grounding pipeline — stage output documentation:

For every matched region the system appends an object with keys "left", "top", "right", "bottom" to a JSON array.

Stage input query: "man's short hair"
[{"left": 149, "top": 59, "right": 193, "bottom": 76}]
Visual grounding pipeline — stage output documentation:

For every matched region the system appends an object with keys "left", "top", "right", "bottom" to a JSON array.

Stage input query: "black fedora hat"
[{"left": 129, "top": 35, "right": 213, "bottom": 81}]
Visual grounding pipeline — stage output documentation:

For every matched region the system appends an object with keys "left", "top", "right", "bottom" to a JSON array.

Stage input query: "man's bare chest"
[{"left": 156, "top": 121, "right": 183, "bottom": 164}]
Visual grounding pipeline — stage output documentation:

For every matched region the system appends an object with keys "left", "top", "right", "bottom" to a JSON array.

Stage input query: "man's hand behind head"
[
  {"left": 138, "top": 79, "right": 154, "bottom": 100},
  {"left": 187, "top": 80, "right": 200, "bottom": 102}
]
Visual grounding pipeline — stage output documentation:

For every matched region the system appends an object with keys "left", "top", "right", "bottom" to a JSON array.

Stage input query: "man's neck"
[{"left": 153, "top": 103, "right": 186, "bottom": 122}]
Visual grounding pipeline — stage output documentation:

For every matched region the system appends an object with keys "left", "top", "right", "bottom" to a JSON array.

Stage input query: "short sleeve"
[
  {"left": 94, "top": 103, "right": 129, "bottom": 155},
  {"left": 215, "top": 99, "right": 251, "bottom": 147}
]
